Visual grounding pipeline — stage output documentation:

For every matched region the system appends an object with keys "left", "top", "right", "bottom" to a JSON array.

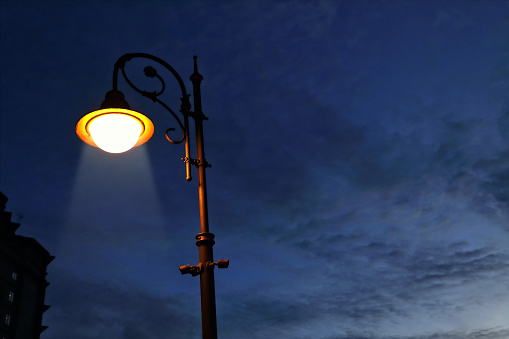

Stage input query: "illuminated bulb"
[{"left": 88, "top": 114, "right": 143, "bottom": 153}]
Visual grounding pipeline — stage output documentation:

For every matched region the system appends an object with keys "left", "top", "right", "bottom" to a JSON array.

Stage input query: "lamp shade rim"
[{"left": 76, "top": 108, "right": 154, "bottom": 149}]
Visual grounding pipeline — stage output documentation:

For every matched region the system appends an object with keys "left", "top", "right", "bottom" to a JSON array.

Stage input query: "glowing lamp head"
[{"left": 76, "top": 90, "right": 154, "bottom": 153}]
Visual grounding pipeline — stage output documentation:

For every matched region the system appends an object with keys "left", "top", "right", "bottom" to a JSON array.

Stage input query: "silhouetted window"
[
  {"left": 8, "top": 291, "right": 14, "bottom": 302},
  {"left": 4, "top": 314, "right": 11, "bottom": 326},
  {"left": 11, "top": 272, "right": 17, "bottom": 280}
]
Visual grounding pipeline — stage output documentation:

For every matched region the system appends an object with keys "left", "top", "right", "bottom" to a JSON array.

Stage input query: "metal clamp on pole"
[
  {"left": 180, "top": 260, "right": 229, "bottom": 276},
  {"left": 179, "top": 263, "right": 203, "bottom": 276},
  {"left": 208, "top": 260, "right": 229, "bottom": 269}
]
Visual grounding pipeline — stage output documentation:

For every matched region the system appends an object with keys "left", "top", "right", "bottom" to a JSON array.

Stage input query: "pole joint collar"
[{"left": 195, "top": 232, "right": 215, "bottom": 246}]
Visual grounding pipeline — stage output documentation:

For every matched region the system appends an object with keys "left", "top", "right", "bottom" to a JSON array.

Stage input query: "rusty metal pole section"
[{"left": 191, "top": 56, "right": 219, "bottom": 339}]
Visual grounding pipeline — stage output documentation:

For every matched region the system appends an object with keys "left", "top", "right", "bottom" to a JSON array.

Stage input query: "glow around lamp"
[{"left": 76, "top": 90, "right": 154, "bottom": 153}]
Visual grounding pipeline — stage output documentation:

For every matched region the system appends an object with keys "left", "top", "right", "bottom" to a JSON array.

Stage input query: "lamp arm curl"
[{"left": 112, "top": 53, "right": 194, "bottom": 180}]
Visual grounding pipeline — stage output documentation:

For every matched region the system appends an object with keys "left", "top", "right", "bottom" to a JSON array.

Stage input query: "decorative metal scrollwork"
[
  {"left": 113, "top": 53, "right": 192, "bottom": 145},
  {"left": 111, "top": 53, "right": 205, "bottom": 181}
]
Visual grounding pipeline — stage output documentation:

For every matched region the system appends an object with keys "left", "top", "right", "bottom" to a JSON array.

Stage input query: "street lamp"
[{"left": 76, "top": 53, "right": 228, "bottom": 339}]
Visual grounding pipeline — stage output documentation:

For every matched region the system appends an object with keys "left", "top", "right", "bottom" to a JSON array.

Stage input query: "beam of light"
[{"left": 56, "top": 143, "right": 174, "bottom": 295}]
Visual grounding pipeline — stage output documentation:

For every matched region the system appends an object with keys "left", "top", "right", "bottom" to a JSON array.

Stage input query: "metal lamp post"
[{"left": 76, "top": 53, "right": 228, "bottom": 339}]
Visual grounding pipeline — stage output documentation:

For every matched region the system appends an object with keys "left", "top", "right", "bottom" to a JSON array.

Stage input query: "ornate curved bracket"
[
  {"left": 113, "top": 53, "right": 191, "bottom": 145},
  {"left": 112, "top": 53, "right": 197, "bottom": 180}
]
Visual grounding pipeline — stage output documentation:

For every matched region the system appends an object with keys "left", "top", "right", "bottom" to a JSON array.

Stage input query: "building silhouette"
[{"left": 0, "top": 192, "right": 54, "bottom": 339}]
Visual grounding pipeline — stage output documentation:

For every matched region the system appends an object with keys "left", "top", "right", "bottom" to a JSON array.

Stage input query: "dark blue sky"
[{"left": 1, "top": 1, "right": 509, "bottom": 338}]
